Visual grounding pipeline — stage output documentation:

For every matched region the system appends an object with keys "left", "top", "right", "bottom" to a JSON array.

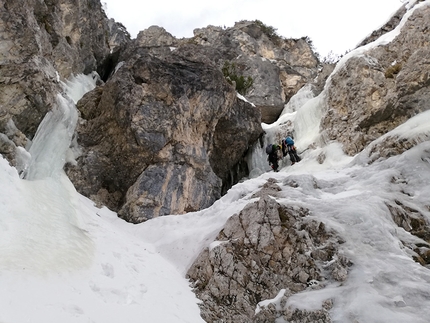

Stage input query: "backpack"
[
  {"left": 285, "top": 136, "right": 294, "bottom": 146},
  {"left": 265, "top": 144, "right": 273, "bottom": 155}
]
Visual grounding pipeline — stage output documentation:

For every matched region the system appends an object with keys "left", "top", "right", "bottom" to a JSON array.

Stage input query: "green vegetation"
[
  {"left": 222, "top": 61, "right": 254, "bottom": 95},
  {"left": 254, "top": 20, "right": 282, "bottom": 45},
  {"left": 302, "top": 36, "right": 321, "bottom": 59},
  {"left": 303, "top": 36, "right": 314, "bottom": 48},
  {"left": 385, "top": 62, "right": 402, "bottom": 78},
  {"left": 254, "top": 20, "right": 278, "bottom": 39}
]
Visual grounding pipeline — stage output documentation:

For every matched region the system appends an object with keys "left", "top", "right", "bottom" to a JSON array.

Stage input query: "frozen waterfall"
[
  {"left": 22, "top": 73, "right": 97, "bottom": 180},
  {"left": 246, "top": 84, "right": 324, "bottom": 176}
]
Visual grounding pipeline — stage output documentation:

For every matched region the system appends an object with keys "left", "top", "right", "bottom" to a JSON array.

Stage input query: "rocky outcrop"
[
  {"left": 135, "top": 25, "right": 177, "bottom": 47},
  {"left": 107, "top": 19, "right": 131, "bottom": 50},
  {"left": 387, "top": 198, "right": 430, "bottom": 266},
  {"left": 187, "top": 179, "right": 349, "bottom": 322},
  {"left": 321, "top": 3, "right": 430, "bottom": 155},
  {"left": 66, "top": 43, "right": 263, "bottom": 222},
  {"left": 211, "top": 97, "right": 263, "bottom": 195},
  {"left": 192, "top": 21, "right": 320, "bottom": 123}
]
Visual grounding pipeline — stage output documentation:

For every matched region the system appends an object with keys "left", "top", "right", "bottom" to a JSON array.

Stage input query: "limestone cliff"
[
  {"left": 192, "top": 21, "right": 320, "bottom": 123},
  {"left": 0, "top": 0, "right": 128, "bottom": 165},
  {"left": 321, "top": 2, "right": 430, "bottom": 156},
  {"left": 66, "top": 44, "right": 263, "bottom": 221}
]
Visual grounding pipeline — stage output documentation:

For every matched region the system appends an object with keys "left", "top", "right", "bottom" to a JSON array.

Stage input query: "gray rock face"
[
  {"left": 65, "top": 20, "right": 320, "bottom": 221},
  {"left": 211, "top": 97, "right": 263, "bottom": 194},
  {"left": 187, "top": 179, "right": 348, "bottom": 322},
  {"left": 2, "top": 1, "right": 430, "bottom": 322},
  {"left": 107, "top": 19, "right": 131, "bottom": 50},
  {"left": 135, "top": 25, "right": 177, "bottom": 47},
  {"left": 0, "top": 0, "right": 114, "bottom": 165},
  {"left": 321, "top": 4, "right": 430, "bottom": 155},
  {"left": 67, "top": 44, "right": 263, "bottom": 221}
]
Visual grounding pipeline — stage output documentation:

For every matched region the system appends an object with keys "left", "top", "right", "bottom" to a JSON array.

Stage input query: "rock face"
[
  {"left": 183, "top": 4, "right": 430, "bottom": 320},
  {"left": 66, "top": 42, "right": 263, "bottom": 221},
  {"left": 321, "top": 3, "right": 430, "bottom": 155},
  {"left": 0, "top": 0, "right": 125, "bottom": 165},
  {"left": 187, "top": 179, "right": 349, "bottom": 322},
  {"left": 356, "top": 5, "right": 407, "bottom": 48},
  {"left": 193, "top": 21, "right": 320, "bottom": 123}
]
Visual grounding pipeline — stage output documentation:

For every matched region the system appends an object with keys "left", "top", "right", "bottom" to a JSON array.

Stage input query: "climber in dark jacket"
[
  {"left": 282, "top": 136, "right": 301, "bottom": 165},
  {"left": 267, "top": 144, "right": 281, "bottom": 172}
]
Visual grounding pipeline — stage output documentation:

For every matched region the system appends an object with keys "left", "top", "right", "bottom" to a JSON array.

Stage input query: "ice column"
[{"left": 23, "top": 73, "right": 97, "bottom": 180}]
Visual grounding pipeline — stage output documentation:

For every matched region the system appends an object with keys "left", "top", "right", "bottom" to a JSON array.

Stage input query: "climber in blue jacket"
[{"left": 282, "top": 136, "right": 301, "bottom": 165}]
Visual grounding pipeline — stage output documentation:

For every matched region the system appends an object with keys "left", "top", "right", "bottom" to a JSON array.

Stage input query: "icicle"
[
  {"left": 280, "top": 84, "right": 315, "bottom": 115},
  {"left": 60, "top": 72, "right": 99, "bottom": 104},
  {"left": 246, "top": 137, "right": 271, "bottom": 176},
  {"left": 294, "top": 94, "right": 325, "bottom": 150}
]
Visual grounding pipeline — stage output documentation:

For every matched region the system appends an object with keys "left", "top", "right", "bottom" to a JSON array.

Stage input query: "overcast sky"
[{"left": 102, "top": 0, "right": 405, "bottom": 58}]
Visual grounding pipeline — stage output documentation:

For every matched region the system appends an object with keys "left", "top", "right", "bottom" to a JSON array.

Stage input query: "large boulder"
[{"left": 66, "top": 43, "right": 263, "bottom": 222}]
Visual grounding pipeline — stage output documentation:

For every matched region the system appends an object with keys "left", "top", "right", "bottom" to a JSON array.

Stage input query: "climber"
[
  {"left": 266, "top": 143, "right": 281, "bottom": 172},
  {"left": 282, "top": 136, "right": 301, "bottom": 165}
]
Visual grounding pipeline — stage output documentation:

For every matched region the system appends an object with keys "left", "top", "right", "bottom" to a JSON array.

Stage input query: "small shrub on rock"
[
  {"left": 385, "top": 62, "right": 402, "bottom": 78},
  {"left": 222, "top": 61, "right": 254, "bottom": 95}
]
